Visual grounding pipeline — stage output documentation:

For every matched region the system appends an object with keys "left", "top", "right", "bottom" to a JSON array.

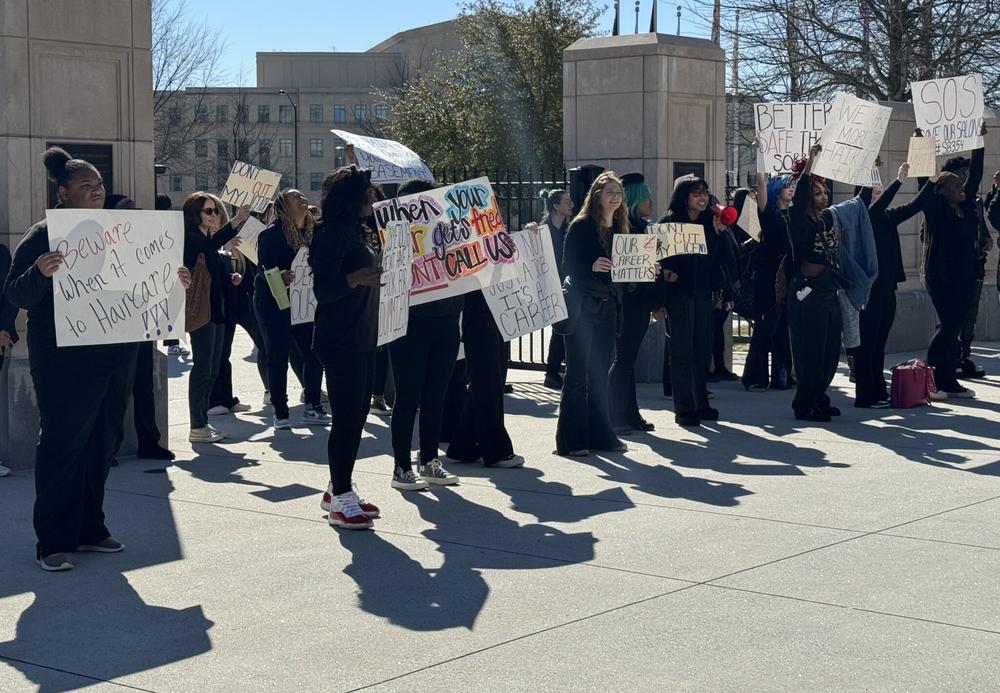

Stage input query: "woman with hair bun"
[{"left": 5, "top": 147, "right": 190, "bottom": 571}]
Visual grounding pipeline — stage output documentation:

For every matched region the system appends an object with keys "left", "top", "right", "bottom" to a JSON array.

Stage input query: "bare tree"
[{"left": 152, "top": 0, "right": 228, "bottom": 175}]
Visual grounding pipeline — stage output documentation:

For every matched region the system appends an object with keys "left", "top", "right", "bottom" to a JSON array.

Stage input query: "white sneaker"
[
  {"left": 273, "top": 416, "right": 291, "bottom": 430},
  {"left": 391, "top": 468, "right": 429, "bottom": 491},
  {"left": 486, "top": 454, "right": 525, "bottom": 469},
  {"left": 229, "top": 402, "right": 251, "bottom": 413},
  {"left": 419, "top": 459, "right": 459, "bottom": 485},
  {"left": 327, "top": 491, "right": 374, "bottom": 530},
  {"left": 167, "top": 344, "right": 190, "bottom": 356},
  {"left": 189, "top": 427, "right": 225, "bottom": 443},
  {"left": 322, "top": 481, "right": 380, "bottom": 517},
  {"left": 0, "top": 463, "right": 10, "bottom": 477},
  {"left": 302, "top": 406, "right": 332, "bottom": 425},
  {"left": 370, "top": 396, "right": 392, "bottom": 417},
  {"left": 207, "top": 405, "right": 229, "bottom": 416}
]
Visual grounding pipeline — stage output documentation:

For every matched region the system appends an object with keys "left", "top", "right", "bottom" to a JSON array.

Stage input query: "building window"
[
  {"left": 279, "top": 104, "right": 292, "bottom": 123},
  {"left": 217, "top": 171, "right": 228, "bottom": 190},
  {"left": 236, "top": 105, "right": 249, "bottom": 123},
  {"left": 258, "top": 105, "right": 270, "bottom": 123},
  {"left": 170, "top": 176, "right": 183, "bottom": 192},
  {"left": 194, "top": 104, "right": 209, "bottom": 123},
  {"left": 216, "top": 139, "right": 229, "bottom": 161},
  {"left": 309, "top": 104, "right": 323, "bottom": 123},
  {"left": 279, "top": 138, "right": 293, "bottom": 158},
  {"left": 168, "top": 106, "right": 182, "bottom": 125},
  {"left": 259, "top": 144, "right": 271, "bottom": 169},
  {"left": 216, "top": 104, "right": 228, "bottom": 122},
  {"left": 237, "top": 139, "right": 250, "bottom": 161},
  {"left": 374, "top": 104, "right": 388, "bottom": 121},
  {"left": 310, "top": 172, "right": 323, "bottom": 191},
  {"left": 195, "top": 140, "right": 208, "bottom": 157},
  {"left": 334, "top": 104, "right": 346, "bottom": 123},
  {"left": 310, "top": 138, "right": 324, "bottom": 157},
  {"left": 195, "top": 173, "right": 209, "bottom": 190},
  {"left": 354, "top": 104, "right": 367, "bottom": 121}
]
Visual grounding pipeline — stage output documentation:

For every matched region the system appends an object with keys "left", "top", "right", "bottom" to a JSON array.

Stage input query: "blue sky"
[{"left": 201, "top": 0, "right": 708, "bottom": 84}]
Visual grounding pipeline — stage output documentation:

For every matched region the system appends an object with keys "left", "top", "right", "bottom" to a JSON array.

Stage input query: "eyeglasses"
[{"left": 201, "top": 207, "right": 219, "bottom": 216}]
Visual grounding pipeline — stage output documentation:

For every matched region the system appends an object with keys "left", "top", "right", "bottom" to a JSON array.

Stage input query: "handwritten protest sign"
[
  {"left": 235, "top": 215, "right": 265, "bottom": 265},
  {"left": 483, "top": 225, "right": 567, "bottom": 341},
  {"left": 649, "top": 223, "right": 709, "bottom": 259},
  {"left": 47, "top": 209, "right": 185, "bottom": 346},
  {"left": 754, "top": 101, "right": 832, "bottom": 174},
  {"left": 907, "top": 135, "right": 938, "bottom": 178},
  {"left": 332, "top": 130, "right": 434, "bottom": 184},
  {"left": 373, "top": 177, "right": 517, "bottom": 306},
  {"left": 737, "top": 200, "right": 761, "bottom": 241},
  {"left": 220, "top": 161, "right": 282, "bottom": 213},
  {"left": 378, "top": 221, "right": 412, "bottom": 346},
  {"left": 813, "top": 93, "right": 892, "bottom": 186},
  {"left": 911, "top": 74, "right": 984, "bottom": 155},
  {"left": 288, "top": 247, "right": 316, "bottom": 325},
  {"left": 611, "top": 233, "right": 658, "bottom": 282}
]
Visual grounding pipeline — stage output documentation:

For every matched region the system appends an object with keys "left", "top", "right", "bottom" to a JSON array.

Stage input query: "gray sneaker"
[
  {"left": 418, "top": 459, "right": 459, "bottom": 485},
  {"left": 486, "top": 454, "right": 525, "bottom": 469},
  {"left": 77, "top": 537, "right": 125, "bottom": 553},
  {"left": 38, "top": 553, "right": 73, "bottom": 572},
  {"left": 391, "top": 468, "right": 429, "bottom": 491}
]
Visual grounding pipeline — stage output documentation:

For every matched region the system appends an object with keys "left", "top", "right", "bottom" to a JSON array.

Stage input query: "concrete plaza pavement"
[{"left": 1, "top": 333, "right": 1000, "bottom": 692}]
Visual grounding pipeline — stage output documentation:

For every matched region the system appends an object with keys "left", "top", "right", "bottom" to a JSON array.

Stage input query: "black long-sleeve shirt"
[
  {"left": 864, "top": 178, "right": 934, "bottom": 290},
  {"left": 656, "top": 209, "right": 730, "bottom": 300},
  {"left": 923, "top": 147, "right": 984, "bottom": 291},
  {"left": 310, "top": 219, "right": 380, "bottom": 354},
  {"left": 753, "top": 206, "right": 792, "bottom": 314},
  {"left": 561, "top": 216, "right": 617, "bottom": 300},
  {"left": 0, "top": 243, "right": 19, "bottom": 343},
  {"left": 184, "top": 221, "right": 239, "bottom": 323},
  {"left": 5, "top": 220, "right": 134, "bottom": 371}
]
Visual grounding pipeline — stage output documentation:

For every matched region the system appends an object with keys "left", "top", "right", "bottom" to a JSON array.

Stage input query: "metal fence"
[{"left": 432, "top": 167, "right": 750, "bottom": 371}]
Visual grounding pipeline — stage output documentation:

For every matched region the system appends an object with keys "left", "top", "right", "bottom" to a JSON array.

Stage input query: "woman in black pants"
[
  {"left": 5, "top": 147, "right": 190, "bottom": 570},
  {"left": 254, "top": 189, "right": 328, "bottom": 429},
  {"left": 385, "top": 179, "right": 462, "bottom": 490},
  {"left": 786, "top": 146, "right": 840, "bottom": 421},
  {"left": 657, "top": 175, "right": 732, "bottom": 427},
  {"left": 183, "top": 193, "right": 250, "bottom": 443},
  {"left": 540, "top": 188, "right": 572, "bottom": 390},
  {"left": 310, "top": 165, "right": 383, "bottom": 530},
  {"left": 608, "top": 172, "right": 663, "bottom": 434},
  {"left": 0, "top": 239, "right": 18, "bottom": 477},
  {"left": 555, "top": 172, "right": 628, "bottom": 456},
  {"left": 854, "top": 162, "right": 933, "bottom": 407}
]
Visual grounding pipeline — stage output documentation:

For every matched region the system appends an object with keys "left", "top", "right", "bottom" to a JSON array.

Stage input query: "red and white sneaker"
[
  {"left": 327, "top": 491, "right": 374, "bottom": 530},
  {"left": 321, "top": 482, "right": 380, "bottom": 518}
]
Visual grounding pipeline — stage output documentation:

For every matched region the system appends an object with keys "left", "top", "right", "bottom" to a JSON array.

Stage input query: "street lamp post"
[
  {"left": 154, "top": 163, "right": 166, "bottom": 199},
  {"left": 279, "top": 89, "right": 299, "bottom": 189}
]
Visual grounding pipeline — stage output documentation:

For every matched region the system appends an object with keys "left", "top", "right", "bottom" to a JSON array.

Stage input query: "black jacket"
[
  {"left": 310, "top": 219, "right": 380, "bottom": 354},
  {"left": 184, "top": 221, "right": 240, "bottom": 324},
  {"left": 0, "top": 243, "right": 20, "bottom": 343},
  {"left": 753, "top": 206, "right": 792, "bottom": 314},
  {"left": 546, "top": 218, "right": 568, "bottom": 280},
  {"left": 562, "top": 216, "right": 618, "bottom": 300},
  {"left": 922, "top": 146, "right": 983, "bottom": 292},
  {"left": 656, "top": 208, "right": 730, "bottom": 300},
  {"left": 5, "top": 219, "right": 134, "bottom": 372},
  {"left": 861, "top": 179, "right": 933, "bottom": 291}
]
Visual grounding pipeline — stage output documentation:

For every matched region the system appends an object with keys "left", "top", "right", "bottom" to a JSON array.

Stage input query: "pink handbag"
[{"left": 890, "top": 359, "right": 938, "bottom": 408}]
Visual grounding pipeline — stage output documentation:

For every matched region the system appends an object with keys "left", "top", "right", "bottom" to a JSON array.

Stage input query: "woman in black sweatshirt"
[
  {"left": 540, "top": 188, "right": 572, "bottom": 389},
  {"left": 253, "top": 189, "right": 327, "bottom": 429},
  {"left": 555, "top": 172, "right": 629, "bottom": 456},
  {"left": 5, "top": 147, "right": 190, "bottom": 570},
  {"left": 310, "top": 165, "right": 382, "bottom": 530},
  {"left": 657, "top": 175, "right": 732, "bottom": 427},
  {"left": 183, "top": 193, "right": 249, "bottom": 443}
]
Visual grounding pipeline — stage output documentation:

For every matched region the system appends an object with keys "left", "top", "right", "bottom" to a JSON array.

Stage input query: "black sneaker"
[
  {"left": 795, "top": 409, "right": 831, "bottom": 422},
  {"left": 697, "top": 407, "right": 720, "bottom": 421},
  {"left": 675, "top": 414, "right": 701, "bottom": 427},
  {"left": 503, "top": 384, "right": 514, "bottom": 394},
  {"left": 942, "top": 384, "right": 975, "bottom": 399},
  {"left": 959, "top": 359, "right": 986, "bottom": 379},
  {"left": 714, "top": 368, "right": 739, "bottom": 382},
  {"left": 543, "top": 373, "right": 563, "bottom": 390}
]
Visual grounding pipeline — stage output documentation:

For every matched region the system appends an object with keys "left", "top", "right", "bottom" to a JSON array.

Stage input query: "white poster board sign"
[
  {"left": 737, "top": 200, "right": 761, "bottom": 241},
  {"left": 754, "top": 101, "right": 832, "bottom": 174},
  {"left": 611, "top": 233, "right": 658, "bottom": 282},
  {"left": 483, "top": 225, "right": 567, "bottom": 341},
  {"left": 332, "top": 130, "right": 434, "bottom": 184},
  {"left": 813, "top": 93, "right": 892, "bottom": 186},
  {"left": 220, "top": 160, "right": 283, "bottom": 213},
  {"left": 649, "top": 223, "right": 709, "bottom": 259},
  {"left": 288, "top": 247, "right": 316, "bottom": 326},
  {"left": 906, "top": 136, "right": 938, "bottom": 178},
  {"left": 235, "top": 215, "right": 266, "bottom": 265},
  {"left": 911, "top": 74, "right": 985, "bottom": 155},
  {"left": 47, "top": 209, "right": 186, "bottom": 346},
  {"left": 377, "top": 221, "right": 412, "bottom": 346}
]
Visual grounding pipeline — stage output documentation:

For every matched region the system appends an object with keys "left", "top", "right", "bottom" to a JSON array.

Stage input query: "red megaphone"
[{"left": 711, "top": 203, "right": 738, "bottom": 226}]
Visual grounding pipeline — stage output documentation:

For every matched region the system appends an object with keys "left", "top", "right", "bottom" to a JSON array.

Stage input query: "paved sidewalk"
[{"left": 2, "top": 335, "right": 999, "bottom": 692}]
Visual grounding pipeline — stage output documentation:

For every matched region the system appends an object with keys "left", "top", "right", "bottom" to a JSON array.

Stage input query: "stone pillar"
[
  {"left": 563, "top": 33, "right": 728, "bottom": 381},
  {"left": 0, "top": 0, "right": 164, "bottom": 469}
]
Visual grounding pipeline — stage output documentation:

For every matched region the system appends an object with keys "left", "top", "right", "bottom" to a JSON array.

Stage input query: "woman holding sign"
[
  {"left": 555, "top": 172, "right": 628, "bottom": 456},
  {"left": 309, "top": 166, "right": 382, "bottom": 529},
  {"left": 5, "top": 147, "right": 191, "bottom": 570},
  {"left": 254, "top": 189, "right": 329, "bottom": 429},
  {"left": 183, "top": 193, "right": 250, "bottom": 443}
]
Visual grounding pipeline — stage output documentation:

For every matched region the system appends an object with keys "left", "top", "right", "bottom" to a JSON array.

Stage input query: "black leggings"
[
  {"left": 322, "top": 349, "right": 374, "bottom": 495},
  {"left": 927, "top": 282, "right": 973, "bottom": 391},
  {"left": 388, "top": 315, "right": 460, "bottom": 471}
]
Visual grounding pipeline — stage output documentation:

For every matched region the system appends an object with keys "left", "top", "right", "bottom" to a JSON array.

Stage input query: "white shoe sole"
[
  {"left": 328, "top": 516, "right": 373, "bottom": 530},
  {"left": 420, "top": 475, "right": 459, "bottom": 486},
  {"left": 189, "top": 435, "right": 225, "bottom": 443},
  {"left": 37, "top": 558, "right": 73, "bottom": 571},
  {"left": 391, "top": 480, "right": 430, "bottom": 491},
  {"left": 207, "top": 408, "right": 229, "bottom": 416},
  {"left": 301, "top": 418, "right": 331, "bottom": 426}
]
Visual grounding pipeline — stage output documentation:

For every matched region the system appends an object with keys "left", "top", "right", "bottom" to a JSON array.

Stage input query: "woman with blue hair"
[{"left": 741, "top": 171, "right": 795, "bottom": 392}]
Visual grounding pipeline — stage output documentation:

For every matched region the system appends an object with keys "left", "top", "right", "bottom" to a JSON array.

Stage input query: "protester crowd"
[{"left": 2, "top": 126, "right": 998, "bottom": 569}]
